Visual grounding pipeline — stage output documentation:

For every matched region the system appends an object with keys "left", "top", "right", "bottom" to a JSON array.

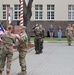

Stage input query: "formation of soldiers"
[{"left": 0, "top": 23, "right": 74, "bottom": 75}]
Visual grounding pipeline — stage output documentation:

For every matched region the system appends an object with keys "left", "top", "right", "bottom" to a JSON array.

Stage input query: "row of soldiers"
[{"left": 0, "top": 23, "right": 73, "bottom": 75}]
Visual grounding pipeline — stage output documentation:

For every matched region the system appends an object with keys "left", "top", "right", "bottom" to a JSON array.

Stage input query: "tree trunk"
[{"left": 19, "top": 0, "right": 33, "bottom": 42}]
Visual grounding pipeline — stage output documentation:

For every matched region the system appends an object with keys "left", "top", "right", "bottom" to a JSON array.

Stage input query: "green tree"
[{"left": 0, "top": 21, "right": 6, "bottom": 29}]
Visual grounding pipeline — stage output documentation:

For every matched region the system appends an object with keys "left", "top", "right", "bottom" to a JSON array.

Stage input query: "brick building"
[{"left": 0, "top": 0, "right": 74, "bottom": 36}]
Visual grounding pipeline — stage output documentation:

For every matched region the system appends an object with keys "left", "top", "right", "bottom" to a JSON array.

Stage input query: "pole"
[
  {"left": 6, "top": 7, "right": 10, "bottom": 30},
  {"left": 20, "top": 0, "right": 24, "bottom": 26}
]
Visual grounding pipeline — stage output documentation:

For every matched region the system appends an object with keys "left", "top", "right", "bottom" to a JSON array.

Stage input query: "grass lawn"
[
  {"left": 44, "top": 37, "right": 67, "bottom": 42},
  {"left": 30, "top": 37, "right": 74, "bottom": 42}
]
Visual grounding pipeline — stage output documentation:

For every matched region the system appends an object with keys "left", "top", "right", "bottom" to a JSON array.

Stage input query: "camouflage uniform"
[
  {"left": 0, "top": 26, "right": 16, "bottom": 75},
  {"left": 0, "top": 43, "right": 2, "bottom": 66},
  {"left": 17, "top": 27, "right": 28, "bottom": 75},
  {"left": 39, "top": 27, "right": 45, "bottom": 53},
  {"left": 66, "top": 26, "right": 73, "bottom": 46},
  {"left": 33, "top": 28, "right": 43, "bottom": 54},
  {"left": 0, "top": 38, "right": 3, "bottom": 71}
]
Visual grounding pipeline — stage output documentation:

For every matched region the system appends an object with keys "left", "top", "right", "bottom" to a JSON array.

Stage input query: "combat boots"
[
  {"left": 0, "top": 71, "right": 2, "bottom": 75},
  {"left": 6, "top": 71, "right": 10, "bottom": 75},
  {"left": 18, "top": 70, "right": 27, "bottom": 75},
  {"left": 68, "top": 43, "right": 71, "bottom": 46}
]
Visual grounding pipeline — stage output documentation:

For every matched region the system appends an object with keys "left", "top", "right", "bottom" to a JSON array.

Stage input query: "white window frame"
[
  {"left": 47, "top": 5, "right": 55, "bottom": 20},
  {"left": 2, "top": 5, "right": 10, "bottom": 20},
  {"left": 68, "top": 5, "right": 74, "bottom": 20},
  {"left": 35, "top": 5, "right": 43, "bottom": 20},
  {"left": 14, "top": 5, "right": 20, "bottom": 20}
]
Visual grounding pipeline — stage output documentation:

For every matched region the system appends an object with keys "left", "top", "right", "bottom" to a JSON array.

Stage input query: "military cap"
[{"left": 8, "top": 25, "right": 13, "bottom": 29}]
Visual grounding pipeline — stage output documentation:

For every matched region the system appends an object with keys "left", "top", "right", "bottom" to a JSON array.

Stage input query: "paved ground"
[{"left": 2, "top": 42, "right": 74, "bottom": 75}]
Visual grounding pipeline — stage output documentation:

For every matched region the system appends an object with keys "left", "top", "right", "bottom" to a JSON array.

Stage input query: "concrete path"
[{"left": 2, "top": 42, "right": 74, "bottom": 75}]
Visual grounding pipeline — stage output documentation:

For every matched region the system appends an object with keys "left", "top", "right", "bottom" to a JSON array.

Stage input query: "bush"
[{"left": 0, "top": 20, "right": 6, "bottom": 29}]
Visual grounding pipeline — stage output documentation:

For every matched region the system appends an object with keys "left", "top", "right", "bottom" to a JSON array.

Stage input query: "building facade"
[{"left": 0, "top": 0, "right": 74, "bottom": 36}]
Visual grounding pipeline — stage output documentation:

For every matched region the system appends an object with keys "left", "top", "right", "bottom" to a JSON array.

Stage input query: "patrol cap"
[
  {"left": 8, "top": 25, "right": 13, "bottom": 29},
  {"left": 20, "top": 26, "right": 27, "bottom": 30}
]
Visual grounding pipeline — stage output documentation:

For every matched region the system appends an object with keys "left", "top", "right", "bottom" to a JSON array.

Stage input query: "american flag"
[
  {"left": 0, "top": 23, "right": 5, "bottom": 35},
  {"left": 0, "top": 23, "right": 5, "bottom": 42}
]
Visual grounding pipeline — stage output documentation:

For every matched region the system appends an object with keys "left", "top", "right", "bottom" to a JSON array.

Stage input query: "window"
[
  {"left": 47, "top": 5, "right": 55, "bottom": 20},
  {"left": 68, "top": 5, "right": 74, "bottom": 20},
  {"left": 2, "top": 5, "right": 10, "bottom": 20},
  {"left": 14, "top": 5, "right": 20, "bottom": 20},
  {"left": 35, "top": 5, "right": 43, "bottom": 20}
]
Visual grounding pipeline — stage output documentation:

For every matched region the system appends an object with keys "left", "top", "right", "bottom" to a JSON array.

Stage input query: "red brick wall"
[
  {"left": 2, "top": 20, "right": 74, "bottom": 37},
  {"left": 30, "top": 21, "right": 74, "bottom": 37}
]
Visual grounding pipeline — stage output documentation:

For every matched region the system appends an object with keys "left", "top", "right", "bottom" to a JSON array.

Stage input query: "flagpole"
[
  {"left": 20, "top": 0, "right": 24, "bottom": 26},
  {"left": 6, "top": 6, "right": 10, "bottom": 30}
]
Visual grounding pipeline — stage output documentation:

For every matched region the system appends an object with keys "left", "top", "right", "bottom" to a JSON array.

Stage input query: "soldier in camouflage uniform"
[
  {"left": 33, "top": 25, "right": 43, "bottom": 54},
  {"left": 0, "top": 34, "right": 3, "bottom": 75},
  {"left": 66, "top": 24, "right": 73, "bottom": 46},
  {"left": 0, "top": 34, "right": 2, "bottom": 51},
  {"left": 0, "top": 25, "right": 16, "bottom": 75},
  {"left": 16, "top": 26, "right": 28, "bottom": 75},
  {"left": 39, "top": 24, "right": 45, "bottom": 53}
]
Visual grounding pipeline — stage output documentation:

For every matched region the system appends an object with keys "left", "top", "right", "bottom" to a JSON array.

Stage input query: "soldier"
[
  {"left": 32, "top": 24, "right": 43, "bottom": 54},
  {"left": 16, "top": 26, "right": 28, "bottom": 75},
  {"left": 0, "top": 33, "right": 3, "bottom": 50},
  {"left": 66, "top": 24, "right": 73, "bottom": 46},
  {"left": 39, "top": 24, "right": 45, "bottom": 53},
  {"left": 0, "top": 33, "right": 3, "bottom": 75},
  {"left": 72, "top": 24, "right": 74, "bottom": 37},
  {"left": 0, "top": 25, "right": 16, "bottom": 75}
]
